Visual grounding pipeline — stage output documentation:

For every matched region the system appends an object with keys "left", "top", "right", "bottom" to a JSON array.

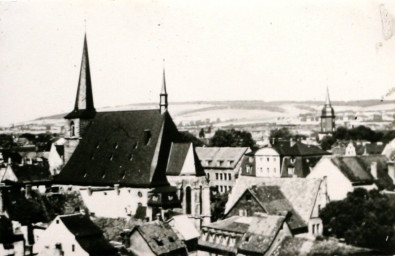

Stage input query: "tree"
[
  {"left": 320, "top": 188, "right": 395, "bottom": 254},
  {"left": 210, "top": 129, "right": 255, "bottom": 148},
  {"left": 320, "top": 135, "right": 336, "bottom": 150},
  {"left": 269, "top": 127, "right": 293, "bottom": 142},
  {"left": 210, "top": 188, "right": 229, "bottom": 222},
  {"left": 199, "top": 128, "right": 205, "bottom": 138},
  {"left": 178, "top": 131, "right": 206, "bottom": 147}
]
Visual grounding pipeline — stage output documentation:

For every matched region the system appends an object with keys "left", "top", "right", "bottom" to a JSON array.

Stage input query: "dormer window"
[
  {"left": 133, "top": 142, "right": 138, "bottom": 149},
  {"left": 144, "top": 130, "right": 152, "bottom": 145}
]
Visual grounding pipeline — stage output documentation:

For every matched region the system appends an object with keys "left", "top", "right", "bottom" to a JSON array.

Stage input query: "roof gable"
[{"left": 196, "top": 147, "right": 248, "bottom": 169}]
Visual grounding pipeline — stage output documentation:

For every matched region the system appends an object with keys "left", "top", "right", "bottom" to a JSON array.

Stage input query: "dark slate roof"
[
  {"left": 60, "top": 214, "right": 117, "bottom": 256},
  {"left": 280, "top": 156, "right": 322, "bottom": 178},
  {"left": 271, "top": 237, "right": 377, "bottom": 256},
  {"left": 330, "top": 155, "right": 395, "bottom": 189},
  {"left": 247, "top": 185, "right": 305, "bottom": 230},
  {"left": 133, "top": 221, "right": 187, "bottom": 255},
  {"left": 273, "top": 141, "right": 329, "bottom": 157},
  {"left": 11, "top": 163, "right": 52, "bottom": 184},
  {"left": 56, "top": 110, "right": 181, "bottom": 188},
  {"left": 365, "top": 143, "right": 385, "bottom": 155},
  {"left": 166, "top": 143, "right": 205, "bottom": 176},
  {"left": 0, "top": 150, "right": 22, "bottom": 165}
]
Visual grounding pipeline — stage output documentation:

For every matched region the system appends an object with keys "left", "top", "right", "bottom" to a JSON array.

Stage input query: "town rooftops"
[
  {"left": 56, "top": 110, "right": 181, "bottom": 188},
  {"left": 195, "top": 147, "right": 249, "bottom": 169},
  {"left": 58, "top": 214, "right": 117, "bottom": 256},
  {"left": 329, "top": 155, "right": 394, "bottom": 190},
  {"left": 129, "top": 221, "right": 187, "bottom": 255},
  {"left": 2, "top": 163, "right": 52, "bottom": 185},
  {"left": 166, "top": 142, "right": 205, "bottom": 176},
  {"left": 225, "top": 177, "right": 323, "bottom": 229},
  {"left": 200, "top": 214, "right": 286, "bottom": 255},
  {"left": 272, "top": 141, "right": 329, "bottom": 157}
]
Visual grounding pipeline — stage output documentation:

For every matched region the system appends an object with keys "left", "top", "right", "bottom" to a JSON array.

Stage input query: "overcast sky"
[{"left": 1, "top": 0, "right": 395, "bottom": 125}]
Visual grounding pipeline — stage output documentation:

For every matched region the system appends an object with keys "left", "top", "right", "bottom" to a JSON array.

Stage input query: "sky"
[{"left": 1, "top": 0, "right": 395, "bottom": 125}]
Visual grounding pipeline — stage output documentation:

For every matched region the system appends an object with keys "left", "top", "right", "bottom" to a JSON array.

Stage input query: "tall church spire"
[
  {"left": 160, "top": 68, "right": 168, "bottom": 114},
  {"left": 65, "top": 34, "right": 96, "bottom": 119},
  {"left": 325, "top": 86, "right": 331, "bottom": 106}
]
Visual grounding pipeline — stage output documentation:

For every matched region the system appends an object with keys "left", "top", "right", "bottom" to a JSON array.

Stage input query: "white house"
[
  {"left": 254, "top": 147, "right": 281, "bottom": 177},
  {"left": 308, "top": 155, "right": 395, "bottom": 201},
  {"left": 35, "top": 214, "right": 117, "bottom": 256}
]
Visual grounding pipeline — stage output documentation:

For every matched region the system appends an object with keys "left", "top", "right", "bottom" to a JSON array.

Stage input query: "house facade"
[
  {"left": 196, "top": 147, "right": 249, "bottom": 193},
  {"left": 35, "top": 214, "right": 117, "bottom": 256},
  {"left": 308, "top": 155, "right": 395, "bottom": 201}
]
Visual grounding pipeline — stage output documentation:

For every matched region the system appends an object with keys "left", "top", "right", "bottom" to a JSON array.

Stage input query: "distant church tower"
[
  {"left": 320, "top": 87, "right": 335, "bottom": 133},
  {"left": 159, "top": 69, "right": 168, "bottom": 114},
  {"left": 64, "top": 35, "right": 96, "bottom": 163}
]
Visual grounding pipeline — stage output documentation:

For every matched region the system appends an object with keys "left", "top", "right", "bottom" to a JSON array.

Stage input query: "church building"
[
  {"left": 320, "top": 87, "right": 336, "bottom": 134},
  {"left": 55, "top": 35, "right": 210, "bottom": 225}
]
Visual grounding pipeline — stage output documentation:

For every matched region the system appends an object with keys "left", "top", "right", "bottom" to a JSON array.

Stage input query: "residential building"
[
  {"left": 331, "top": 140, "right": 385, "bottom": 156},
  {"left": 242, "top": 141, "right": 329, "bottom": 178},
  {"left": 122, "top": 221, "right": 188, "bottom": 256},
  {"left": 166, "top": 142, "right": 211, "bottom": 227},
  {"left": 225, "top": 176, "right": 328, "bottom": 238},
  {"left": 196, "top": 147, "right": 249, "bottom": 193},
  {"left": 198, "top": 213, "right": 291, "bottom": 256},
  {"left": 308, "top": 155, "right": 395, "bottom": 201},
  {"left": 35, "top": 213, "right": 117, "bottom": 256}
]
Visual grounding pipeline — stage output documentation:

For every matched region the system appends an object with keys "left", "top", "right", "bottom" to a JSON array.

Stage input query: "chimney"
[
  {"left": 114, "top": 184, "right": 120, "bottom": 195},
  {"left": 87, "top": 186, "right": 92, "bottom": 196},
  {"left": 7, "top": 157, "right": 11, "bottom": 165},
  {"left": 370, "top": 162, "right": 378, "bottom": 179},
  {"left": 25, "top": 184, "right": 32, "bottom": 199},
  {"left": 387, "top": 161, "right": 395, "bottom": 183}
]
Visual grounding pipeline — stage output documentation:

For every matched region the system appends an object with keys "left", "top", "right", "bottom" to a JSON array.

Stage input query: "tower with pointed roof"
[
  {"left": 320, "top": 87, "right": 335, "bottom": 133},
  {"left": 160, "top": 69, "right": 168, "bottom": 114},
  {"left": 64, "top": 35, "right": 96, "bottom": 163}
]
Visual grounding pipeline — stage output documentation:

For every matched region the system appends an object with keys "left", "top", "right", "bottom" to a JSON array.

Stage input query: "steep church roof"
[
  {"left": 65, "top": 35, "right": 96, "bottom": 119},
  {"left": 56, "top": 110, "right": 181, "bottom": 187}
]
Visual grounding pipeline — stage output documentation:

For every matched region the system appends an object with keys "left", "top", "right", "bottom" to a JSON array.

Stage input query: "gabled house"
[
  {"left": 225, "top": 176, "right": 328, "bottom": 237},
  {"left": 308, "top": 155, "right": 395, "bottom": 201},
  {"left": 195, "top": 147, "right": 250, "bottom": 193},
  {"left": 198, "top": 214, "right": 291, "bottom": 256},
  {"left": 35, "top": 213, "right": 117, "bottom": 256},
  {"left": 242, "top": 141, "right": 330, "bottom": 178},
  {"left": 122, "top": 221, "right": 188, "bottom": 256}
]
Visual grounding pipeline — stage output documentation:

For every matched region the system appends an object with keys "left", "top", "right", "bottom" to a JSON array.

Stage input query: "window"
[
  {"left": 267, "top": 158, "right": 270, "bottom": 162},
  {"left": 220, "top": 173, "right": 223, "bottom": 180},
  {"left": 249, "top": 157, "right": 253, "bottom": 163},
  {"left": 318, "top": 204, "right": 321, "bottom": 214},
  {"left": 267, "top": 168, "right": 269, "bottom": 173},
  {"left": 144, "top": 130, "right": 152, "bottom": 145},
  {"left": 228, "top": 173, "right": 231, "bottom": 180},
  {"left": 224, "top": 174, "right": 227, "bottom": 180},
  {"left": 70, "top": 121, "right": 75, "bottom": 137},
  {"left": 56, "top": 219, "right": 59, "bottom": 224},
  {"left": 216, "top": 173, "right": 219, "bottom": 180},
  {"left": 72, "top": 244, "right": 75, "bottom": 252},
  {"left": 137, "top": 191, "right": 143, "bottom": 198},
  {"left": 186, "top": 187, "right": 192, "bottom": 214},
  {"left": 246, "top": 166, "right": 251, "bottom": 173},
  {"left": 239, "top": 209, "right": 247, "bottom": 216},
  {"left": 274, "top": 158, "right": 276, "bottom": 162}
]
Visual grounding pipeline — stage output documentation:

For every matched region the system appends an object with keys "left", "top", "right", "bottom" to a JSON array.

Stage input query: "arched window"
[
  {"left": 70, "top": 121, "right": 75, "bottom": 137},
  {"left": 186, "top": 186, "right": 192, "bottom": 214}
]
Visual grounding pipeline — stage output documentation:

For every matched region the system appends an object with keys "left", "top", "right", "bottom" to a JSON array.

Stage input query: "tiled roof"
[
  {"left": 166, "top": 143, "right": 205, "bottom": 176},
  {"left": 56, "top": 110, "right": 181, "bottom": 187},
  {"left": 280, "top": 156, "right": 323, "bottom": 178},
  {"left": 196, "top": 147, "right": 248, "bottom": 169},
  {"left": 270, "top": 237, "right": 376, "bottom": 256},
  {"left": 330, "top": 155, "right": 394, "bottom": 189},
  {"left": 60, "top": 214, "right": 117, "bottom": 256},
  {"left": 133, "top": 221, "right": 187, "bottom": 255},
  {"left": 247, "top": 185, "right": 305, "bottom": 230},
  {"left": 273, "top": 141, "right": 329, "bottom": 157},
  {"left": 201, "top": 214, "right": 286, "bottom": 255},
  {"left": 225, "top": 177, "right": 323, "bottom": 227}
]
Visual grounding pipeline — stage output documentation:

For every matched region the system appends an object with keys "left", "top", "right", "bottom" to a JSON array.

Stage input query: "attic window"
[
  {"left": 96, "top": 144, "right": 100, "bottom": 149},
  {"left": 110, "top": 154, "right": 114, "bottom": 161},
  {"left": 244, "top": 235, "right": 251, "bottom": 242},
  {"left": 56, "top": 219, "right": 59, "bottom": 224},
  {"left": 144, "top": 130, "right": 152, "bottom": 145},
  {"left": 168, "top": 195, "right": 174, "bottom": 200},
  {"left": 168, "top": 236, "right": 175, "bottom": 242},
  {"left": 133, "top": 142, "right": 138, "bottom": 149},
  {"left": 129, "top": 154, "right": 133, "bottom": 161},
  {"left": 83, "top": 171, "right": 87, "bottom": 178},
  {"left": 91, "top": 155, "right": 95, "bottom": 160},
  {"left": 102, "top": 173, "right": 106, "bottom": 179},
  {"left": 152, "top": 195, "right": 159, "bottom": 202},
  {"left": 114, "top": 143, "right": 119, "bottom": 149},
  {"left": 153, "top": 237, "right": 163, "bottom": 246}
]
